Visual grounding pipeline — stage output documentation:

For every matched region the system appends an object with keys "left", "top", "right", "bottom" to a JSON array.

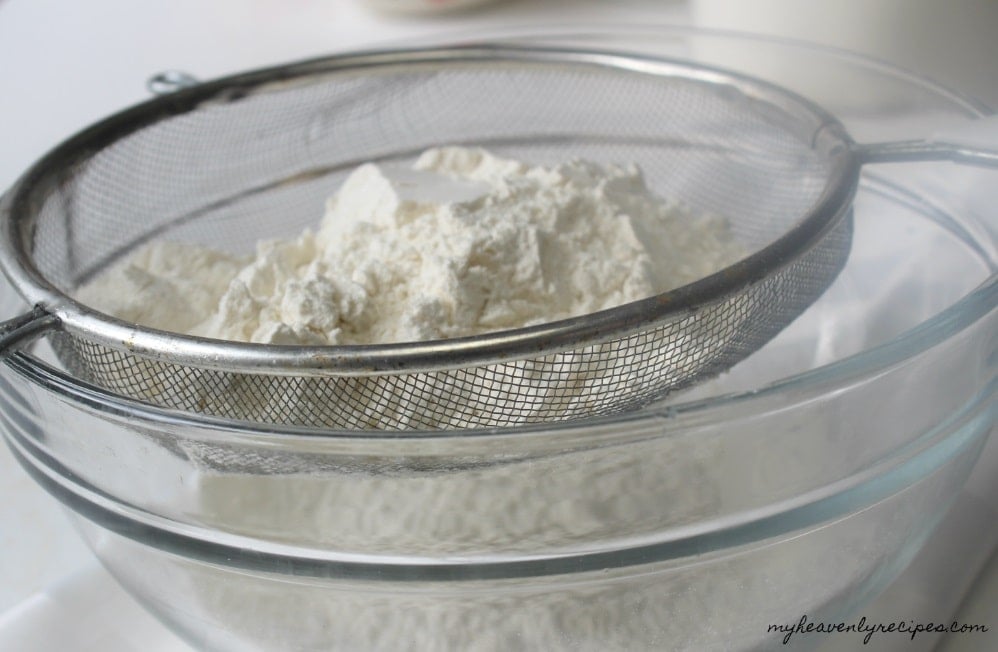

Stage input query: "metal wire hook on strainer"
[{"left": 0, "top": 44, "right": 996, "bottom": 430}]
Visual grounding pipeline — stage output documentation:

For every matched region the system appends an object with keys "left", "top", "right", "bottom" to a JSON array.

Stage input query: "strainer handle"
[
  {"left": 0, "top": 306, "right": 59, "bottom": 356},
  {"left": 858, "top": 114, "right": 998, "bottom": 168}
]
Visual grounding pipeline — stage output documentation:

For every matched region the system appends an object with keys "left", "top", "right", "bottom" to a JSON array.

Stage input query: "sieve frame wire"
[{"left": 0, "top": 44, "right": 860, "bottom": 378}]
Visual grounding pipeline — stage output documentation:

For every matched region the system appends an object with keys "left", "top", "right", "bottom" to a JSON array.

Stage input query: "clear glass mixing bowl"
[{"left": 0, "top": 27, "right": 995, "bottom": 652}]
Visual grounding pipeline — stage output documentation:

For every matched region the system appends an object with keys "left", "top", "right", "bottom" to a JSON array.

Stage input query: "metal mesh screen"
[
  {"left": 18, "top": 49, "right": 852, "bottom": 429},
  {"left": 53, "top": 210, "right": 850, "bottom": 430}
]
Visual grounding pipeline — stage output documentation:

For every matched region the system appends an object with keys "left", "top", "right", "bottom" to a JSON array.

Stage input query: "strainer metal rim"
[{"left": 0, "top": 43, "right": 859, "bottom": 375}]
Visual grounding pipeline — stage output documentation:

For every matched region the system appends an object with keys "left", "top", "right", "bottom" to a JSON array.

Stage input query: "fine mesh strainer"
[{"left": 0, "top": 45, "right": 996, "bottom": 430}]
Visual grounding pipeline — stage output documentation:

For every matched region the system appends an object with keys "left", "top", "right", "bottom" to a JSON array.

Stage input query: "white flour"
[
  {"left": 71, "top": 150, "right": 816, "bottom": 650},
  {"left": 77, "top": 147, "right": 741, "bottom": 344}
]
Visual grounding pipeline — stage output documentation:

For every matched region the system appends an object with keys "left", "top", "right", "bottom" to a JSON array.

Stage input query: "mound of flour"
[{"left": 77, "top": 147, "right": 741, "bottom": 344}]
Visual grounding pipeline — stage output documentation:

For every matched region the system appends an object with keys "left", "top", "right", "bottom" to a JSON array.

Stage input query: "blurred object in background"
[
  {"left": 361, "top": 0, "right": 504, "bottom": 15},
  {"left": 691, "top": 0, "right": 998, "bottom": 108}
]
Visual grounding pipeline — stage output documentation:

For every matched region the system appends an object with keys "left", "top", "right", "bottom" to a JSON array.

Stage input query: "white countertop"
[{"left": 1, "top": 1, "right": 995, "bottom": 650}]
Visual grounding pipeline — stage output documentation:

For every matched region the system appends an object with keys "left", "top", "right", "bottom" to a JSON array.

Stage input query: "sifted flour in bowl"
[{"left": 76, "top": 147, "right": 742, "bottom": 345}]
